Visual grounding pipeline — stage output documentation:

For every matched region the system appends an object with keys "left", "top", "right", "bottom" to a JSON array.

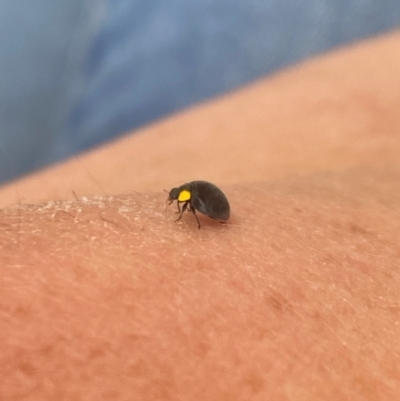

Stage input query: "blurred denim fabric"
[{"left": 1, "top": 0, "right": 400, "bottom": 183}]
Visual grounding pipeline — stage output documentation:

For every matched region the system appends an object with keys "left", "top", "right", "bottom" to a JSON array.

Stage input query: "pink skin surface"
[{"left": 1, "top": 32, "right": 400, "bottom": 401}]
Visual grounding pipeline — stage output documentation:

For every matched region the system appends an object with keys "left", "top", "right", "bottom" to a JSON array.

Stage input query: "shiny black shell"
[{"left": 169, "top": 180, "right": 230, "bottom": 220}]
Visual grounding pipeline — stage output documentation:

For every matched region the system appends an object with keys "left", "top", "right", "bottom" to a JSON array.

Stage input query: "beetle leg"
[
  {"left": 175, "top": 201, "right": 181, "bottom": 214},
  {"left": 175, "top": 202, "right": 188, "bottom": 222},
  {"left": 191, "top": 208, "right": 201, "bottom": 229}
]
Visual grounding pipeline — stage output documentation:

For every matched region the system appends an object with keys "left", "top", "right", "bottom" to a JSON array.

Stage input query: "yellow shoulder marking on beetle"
[{"left": 178, "top": 189, "right": 191, "bottom": 202}]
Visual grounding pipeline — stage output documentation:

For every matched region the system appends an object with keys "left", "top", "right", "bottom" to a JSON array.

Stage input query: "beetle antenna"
[{"left": 164, "top": 189, "right": 170, "bottom": 210}]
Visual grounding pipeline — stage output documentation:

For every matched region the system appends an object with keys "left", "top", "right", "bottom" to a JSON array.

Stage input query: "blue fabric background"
[{"left": 0, "top": 0, "right": 399, "bottom": 183}]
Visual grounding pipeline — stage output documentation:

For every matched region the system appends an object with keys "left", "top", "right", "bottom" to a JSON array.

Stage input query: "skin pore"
[{"left": 1, "top": 32, "right": 400, "bottom": 400}]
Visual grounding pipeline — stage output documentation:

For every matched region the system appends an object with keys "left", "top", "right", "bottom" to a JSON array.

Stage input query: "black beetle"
[{"left": 167, "top": 180, "right": 230, "bottom": 229}]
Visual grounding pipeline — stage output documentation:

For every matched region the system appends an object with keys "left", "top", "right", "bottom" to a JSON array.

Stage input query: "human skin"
[{"left": 1, "top": 31, "right": 400, "bottom": 400}]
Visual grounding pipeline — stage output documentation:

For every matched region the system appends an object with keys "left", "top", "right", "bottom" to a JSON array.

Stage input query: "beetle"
[{"left": 166, "top": 180, "right": 230, "bottom": 229}]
